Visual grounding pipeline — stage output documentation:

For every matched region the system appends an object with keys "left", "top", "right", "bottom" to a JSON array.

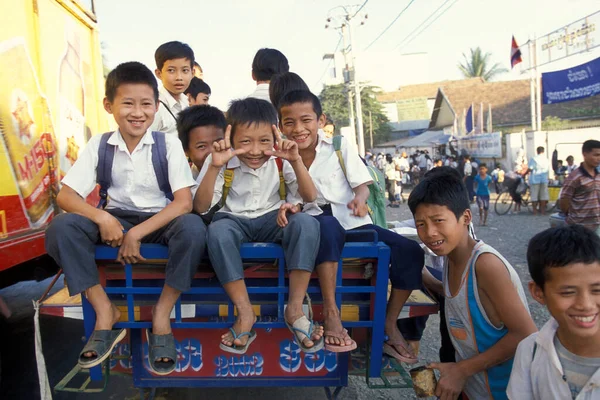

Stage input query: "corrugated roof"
[{"left": 377, "top": 78, "right": 484, "bottom": 102}]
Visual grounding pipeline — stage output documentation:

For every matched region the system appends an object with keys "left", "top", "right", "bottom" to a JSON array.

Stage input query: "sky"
[{"left": 95, "top": 0, "right": 600, "bottom": 110}]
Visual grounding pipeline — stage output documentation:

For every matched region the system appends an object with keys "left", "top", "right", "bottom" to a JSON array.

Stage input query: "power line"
[
  {"left": 352, "top": 0, "right": 369, "bottom": 18},
  {"left": 315, "top": 36, "right": 343, "bottom": 86},
  {"left": 364, "top": 0, "right": 416, "bottom": 51},
  {"left": 394, "top": 0, "right": 459, "bottom": 51}
]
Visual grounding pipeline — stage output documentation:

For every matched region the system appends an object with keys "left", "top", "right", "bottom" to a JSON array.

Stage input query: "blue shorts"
[
  {"left": 476, "top": 195, "right": 490, "bottom": 210},
  {"left": 313, "top": 205, "right": 346, "bottom": 265}
]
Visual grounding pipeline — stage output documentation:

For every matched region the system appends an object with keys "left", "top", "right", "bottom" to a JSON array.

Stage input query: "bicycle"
[{"left": 495, "top": 184, "right": 558, "bottom": 215}]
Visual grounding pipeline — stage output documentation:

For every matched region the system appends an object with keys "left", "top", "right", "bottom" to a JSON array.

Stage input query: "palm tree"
[{"left": 458, "top": 47, "right": 507, "bottom": 81}]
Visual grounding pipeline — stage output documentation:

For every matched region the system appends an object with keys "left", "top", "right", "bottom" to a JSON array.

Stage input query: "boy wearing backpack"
[
  {"left": 276, "top": 90, "right": 424, "bottom": 360},
  {"left": 194, "top": 98, "right": 323, "bottom": 355},
  {"left": 150, "top": 41, "right": 195, "bottom": 135},
  {"left": 507, "top": 225, "right": 600, "bottom": 400},
  {"left": 45, "top": 62, "right": 204, "bottom": 376}
]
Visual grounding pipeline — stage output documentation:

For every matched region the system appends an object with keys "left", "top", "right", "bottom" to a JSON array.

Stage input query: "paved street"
[{"left": 0, "top": 202, "right": 552, "bottom": 400}]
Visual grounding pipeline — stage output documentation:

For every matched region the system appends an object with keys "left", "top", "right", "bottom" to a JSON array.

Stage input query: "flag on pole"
[
  {"left": 465, "top": 105, "right": 473, "bottom": 134},
  {"left": 511, "top": 35, "right": 523, "bottom": 69}
]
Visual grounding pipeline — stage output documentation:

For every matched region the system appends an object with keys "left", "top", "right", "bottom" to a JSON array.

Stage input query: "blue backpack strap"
[
  {"left": 151, "top": 131, "right": 174, "bottom": 201},
  {"left": 96, "top": 132, "right": 115, "bottom": 209}
]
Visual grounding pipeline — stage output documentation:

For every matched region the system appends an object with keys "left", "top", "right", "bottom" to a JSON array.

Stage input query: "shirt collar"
[
  {"left": 578, "top": 163, "right": 599, "bottom": 178},
  {"left": 107, "top": 129, "right": 154, "bottom": 152},
  {"left": 159, "top": 85, "right": 187, "bottom": 109},
  {"left": 226, "top": 154, "right": 277, "bottom": 171}
]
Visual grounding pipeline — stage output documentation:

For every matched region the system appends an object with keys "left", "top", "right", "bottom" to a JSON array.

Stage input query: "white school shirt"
[
  {"left": 62, "top": 129, "right": 196, "bottom": 213},
  {"left": 247, "top": 83, "right": 271, "bottom": 103},
  {"left": 196, "top": 154, "right": 302, "bottom": 219},
  {"left": 303, "top": 131, "right": 373, "bottom": 230},
  {"left": 507, "top": 318, "right": 600, "bottom": 400},
  {"left": 149, "top": 85, "right": 189, "bottom": 136}
]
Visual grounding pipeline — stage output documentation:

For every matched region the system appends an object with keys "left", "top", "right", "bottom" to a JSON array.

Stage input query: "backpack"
[
  {"left": 96, "top": 131, "right": 173, "bottom": 209},
  {"left": 332, "top": 136, "right": 387, "bottom": 229}
]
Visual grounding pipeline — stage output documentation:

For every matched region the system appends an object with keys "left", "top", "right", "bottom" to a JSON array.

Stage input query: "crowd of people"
[{"left": 41, "top": 40, "right": 600, "bottom": 399}]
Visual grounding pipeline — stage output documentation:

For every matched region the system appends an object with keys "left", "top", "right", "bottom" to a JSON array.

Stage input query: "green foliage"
[
  {"left": 318, "top": 84, "right": 391, "bottom": 146},
  {"left": 542, "top": 116, "right": 569, "bottom": 131},
  {"left": 458, "top": 47, "right": 507, "bottom": 81}
]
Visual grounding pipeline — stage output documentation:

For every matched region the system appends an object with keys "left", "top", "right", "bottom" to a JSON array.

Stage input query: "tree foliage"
[
  {"left": 458, "top": 47, "right": 507, "bottom": 81},
  {"left": 318, "top": 84, "right": 391, "bottom": 146}
]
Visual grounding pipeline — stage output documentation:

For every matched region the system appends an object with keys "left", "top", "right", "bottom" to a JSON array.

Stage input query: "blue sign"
[{"left": 542, "top": 56, "right": 600, "bottom": 104}]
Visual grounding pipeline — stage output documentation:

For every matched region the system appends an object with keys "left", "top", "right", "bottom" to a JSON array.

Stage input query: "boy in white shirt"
[
  {"left": 508, "top": 225, "right": 600, "bottom": 399},
  {"left": 276, "top": 90, "right": 424, "bottom": 361},
  {"left": 194, "top": 98, "right": 322, "bottom": 355},
  {"left": 248, "top": 48, "right": 289, "bottom": 103},
  {"left": 45, "top": 62, "right": 204, "bottom": 375},
  {"left": 150, "top": 41, "right": 194, "bottom": 135}
]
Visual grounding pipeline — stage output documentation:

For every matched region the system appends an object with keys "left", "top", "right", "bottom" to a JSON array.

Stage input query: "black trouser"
[{"left": 505, "top": 177, "right": 522, "bottom": 204}]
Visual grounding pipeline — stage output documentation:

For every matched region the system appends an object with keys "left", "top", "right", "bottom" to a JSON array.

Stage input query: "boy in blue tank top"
[{"left": 408, "top": 171, "right": 537, "bottom": 399}]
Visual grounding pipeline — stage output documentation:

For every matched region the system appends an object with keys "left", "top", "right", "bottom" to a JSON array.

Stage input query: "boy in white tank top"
[{"left": 408, "top": 171, "right": 537, "bottom": 399}]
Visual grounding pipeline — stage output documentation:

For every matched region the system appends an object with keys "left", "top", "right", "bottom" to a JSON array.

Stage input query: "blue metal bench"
[{"left": 79, "top": 232, "right": 391, "bottom": 398}]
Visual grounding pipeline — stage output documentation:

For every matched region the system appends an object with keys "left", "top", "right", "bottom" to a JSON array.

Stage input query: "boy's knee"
[
  {"left": 207, "top": 219, "right": 238, "bottom": 246},
  {"left": 46, "top": 213, "right": 94, "bottom": 248},
  {"left": 173, "top": 214, "right": 206, "bottom": 238},
  {"left": 287, "top": 212, "right": 319, "bottom": 233}
]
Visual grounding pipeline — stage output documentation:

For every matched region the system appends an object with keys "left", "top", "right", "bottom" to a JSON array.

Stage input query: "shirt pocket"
[{"left": 317, "top": 169, "right": 348, "bottom": 203}]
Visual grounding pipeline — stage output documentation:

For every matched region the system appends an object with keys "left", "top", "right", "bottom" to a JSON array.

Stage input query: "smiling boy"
[
  {"left": 194, "top": 98, "right": 323, "bottom": 355},
  {"left": 45, "top": 62, "right": 204, "bottom": 375},
  {"left": 508, "top": 225, "right": 600, "bottom": 400},
  {"left": 408, "top": 172, "right": 536, "bottom": 399},
  {"left": 150, "top": 41, "right": 195, "bottom": 135}
]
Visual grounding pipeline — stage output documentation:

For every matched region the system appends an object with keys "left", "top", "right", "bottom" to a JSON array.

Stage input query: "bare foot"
[
  {"left": 323, "top": 308, "right": 353, "bottom": 347},
  {"left": 285, "top": 307, "right": 323, "bottom": 349},
  {"left": 221, "top": 307, "right": 256, "bottom": 348},
  {"left": 384, "top": 322, "right": 416, "bottom": 362}
]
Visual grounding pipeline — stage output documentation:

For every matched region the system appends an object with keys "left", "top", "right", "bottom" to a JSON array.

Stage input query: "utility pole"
[
  {"left": 325, "top": 5, "right": 368, "bottom": 155},
  {"left": 369, "top": 111, "right": 373, "bottom": 149}
]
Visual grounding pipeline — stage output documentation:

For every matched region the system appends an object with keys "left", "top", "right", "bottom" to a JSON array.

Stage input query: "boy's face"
[
  {"left": 187, "top": 92, "right": 210, "bottom": 106},
  {"left": 280, "top": 102, "right": 325, "bottom": 151},
  {"left": 186, "top": 126, "right": 223, "bottom": 170},
  {"left": 479, "top": 166, "right": 487, "bottom": 174},
  {"left": 567, "top": 158, "right": 574, "bottom": 165},
  {"left": 414, "top": 203, "right": 471, "bottom": 256},
  {"left": 103, "top": 83, "right": 158, "bottom": 140},
  {"left": 155, "top": 58, "right": 193, "bottom": 97},
  {"left": 232, "top": 122, "right": 274, "bottom": 169},
  {"left": 530, "top": 262, "right": 600, "bottom": 343},
  {"left": 583, "top": 148, "right": 600, "bottom": 168}
]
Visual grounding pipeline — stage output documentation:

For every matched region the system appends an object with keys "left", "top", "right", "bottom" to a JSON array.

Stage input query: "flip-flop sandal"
[
  {"left": 324, "top": 328, "right": 357, "bottom": 353},
  {"left": 146, "top": 330, "right": 177, "bottom": 376},
  {"left": 383, "top": 341, "right": 418, "bottom": 364},
  {"left": 219, "top": 328, "right": 257, "bottom": 355},
  {"left": 78, "top": 328, "right": 126, "bottom": 368},
  {"left": 285, "top": 316, "right": 324, "bottom": 354}
]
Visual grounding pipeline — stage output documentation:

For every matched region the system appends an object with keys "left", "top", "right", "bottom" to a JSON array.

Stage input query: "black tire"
[{"left": 494, "top": 191, "right": 513, "bottom": 215}]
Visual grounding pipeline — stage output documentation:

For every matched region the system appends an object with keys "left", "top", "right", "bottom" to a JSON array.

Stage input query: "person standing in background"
[{"left": 528, "top": 146, "right": 550, "bottom": 216}]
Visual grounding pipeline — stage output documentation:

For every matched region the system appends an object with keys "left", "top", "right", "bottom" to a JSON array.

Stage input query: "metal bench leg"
[
  {"left": 369, "top": 245, "right": 390, "bottom": 378},
  {"left": 324, "top": 386, "right": 344, "bottom": 400},
  {"left": 140, "top": 387, "right": 157, "bottom": 400}
]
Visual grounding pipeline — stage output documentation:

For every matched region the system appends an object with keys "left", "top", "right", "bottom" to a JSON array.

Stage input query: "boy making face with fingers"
[{"left": 194, "top": 98, "right": 323, "bottom": 355}]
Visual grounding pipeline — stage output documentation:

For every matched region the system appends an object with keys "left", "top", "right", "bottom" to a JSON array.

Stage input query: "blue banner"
[{"left": 542, "top": 56, "right": 600, "bottom": 104}]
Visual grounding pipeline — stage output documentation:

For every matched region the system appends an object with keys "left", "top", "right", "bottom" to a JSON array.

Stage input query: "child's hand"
[
  {"left": 116, "top": 228, "right": 146, "bottom": 266},
  {"left": 264, "top": 125, "right": 300, "bottom": 162},
  {"left": 211, "top": 125, "right": 247, "bottom": 168},
  {"left": 347, "top": 198, "right": 368, "bottom": 217},
  {"left": 97, "top": 212, "right": 125, "bottom": 247},
  {"left": 277, "top": 203, "right": 300, "bottom": 227},
  {"left": 428, "top": 362, "right": 468, "bottom": 400}
]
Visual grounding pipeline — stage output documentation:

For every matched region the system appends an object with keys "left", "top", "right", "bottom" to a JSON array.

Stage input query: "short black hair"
[
  {"left": 583, "top": 139, "right": 600, "bottom": 153},
  {"left": 227, "top": 98, "right": 278, "bottom": 139},
  {"left": 277, "top": 90, "right": 322, "bottom": 120},
  {"left": 424, "top": 166, "right": 461, "bottom": 180},
  {"left": 177, "top": 105, "right": 226, "bottom": 150},
  {"left": 252, "top": 48, "right": 289, "bottom": 82},
  {"left": 537, "top": 146, "right": 545, "bottom": 154},
  {"left": 566, "top": 155, "right": 574, "bottom": 161},
  {"left": 269, "top": 72, "right": 309, "bottom": 109},
  {"left": 527, "top": 225, "right": 600, "bottom": 288},
  {"left": 155, "top": 41, "right": 195, "bottom": 70},
  {"left": 479, "top": 163, "right": 487, "bottom": 168},
  {"left": 408, "top": 172, "right": 470, "bottom": 220},
  {"left": 184, "top": 77, "right": 211, "bottom": 97},
  {"left": 105, "top": 62, "right": 158, "bottom": 103}
]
